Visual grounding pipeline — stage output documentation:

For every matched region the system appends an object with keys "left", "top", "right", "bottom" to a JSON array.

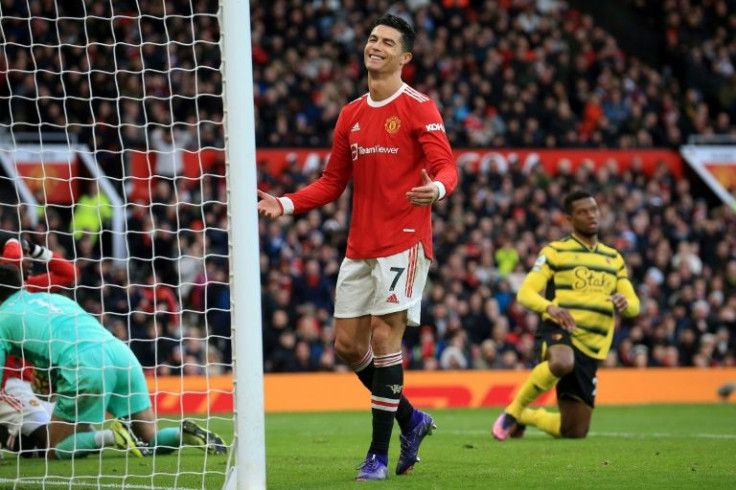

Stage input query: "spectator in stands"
[
  {"left": 1, "top": 1, "right": 735, "bottom": 379},
  {"left": 71, "top": 190, "right": 113, "bottom": 243},
  {"left": 150, "top": 126, "right": 195, "bottom": 183},
  {"left": 8, "top": 2, "right": 736, "bottom": 156}
]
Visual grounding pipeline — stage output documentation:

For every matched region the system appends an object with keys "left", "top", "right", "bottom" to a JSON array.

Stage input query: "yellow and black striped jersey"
[{"left": 516, "top": 234, "right": 640, "bottom": 360}]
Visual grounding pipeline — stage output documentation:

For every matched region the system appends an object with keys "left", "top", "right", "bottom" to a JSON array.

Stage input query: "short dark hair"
[
  {"left": 372, "top": 14, "right": 415, "bottom": 53},
  {"left": 0, "top": 264, "right": 22, "bottom": 303},
  {"left": 563, "top": 190, "right": 594, "bottom": 214}
]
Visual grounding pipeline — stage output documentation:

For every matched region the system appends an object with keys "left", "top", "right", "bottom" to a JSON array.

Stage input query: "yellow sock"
[
  {"left": 518, "top": 408, "right": 561, "bottom": 437},
  {"left": 505, "top": 361, "right": 559, "bottom": 419},
  {"left": 517, "top": 408, "right": 539, "bottom": 426}
]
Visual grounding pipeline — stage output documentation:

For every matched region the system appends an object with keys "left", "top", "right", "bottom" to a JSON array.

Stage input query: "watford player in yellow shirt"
[{"left": 493, "top": 190, "right": 640, "bottom": 440}]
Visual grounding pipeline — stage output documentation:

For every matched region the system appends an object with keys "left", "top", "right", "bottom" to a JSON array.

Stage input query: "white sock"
[{"left": 94, "top": 429, "right": 115, "bottom": 447}]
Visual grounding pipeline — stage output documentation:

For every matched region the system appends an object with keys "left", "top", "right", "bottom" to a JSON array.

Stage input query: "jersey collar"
[
  {"left": 366, "top": 83, "right": 406, "bottom": 108},
  {"left": 570, "top": 233, "right": 599, "bottom": 252}
]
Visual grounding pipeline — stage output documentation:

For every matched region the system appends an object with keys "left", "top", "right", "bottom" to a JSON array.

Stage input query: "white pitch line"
[
  {"left": 0, "top": 478, "right": 199, "bottom": 490},
  {"left": 589, "top": 431, "right": 736, "bottom": 439},
  {"left": 441, "top": 429, "right": 736, "bottom": 439}
]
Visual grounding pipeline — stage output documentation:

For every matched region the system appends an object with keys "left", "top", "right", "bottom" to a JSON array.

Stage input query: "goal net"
[{"left": 0, "top": 1, "right": 241, "bottom": 488}]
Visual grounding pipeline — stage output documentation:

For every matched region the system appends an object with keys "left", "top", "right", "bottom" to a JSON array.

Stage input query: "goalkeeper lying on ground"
[
  {"left": 0, "top": 263, "right": 227, "bottom": 459},
  {"left": 0, "top": 231, "right": 76, "bottom": 455}
]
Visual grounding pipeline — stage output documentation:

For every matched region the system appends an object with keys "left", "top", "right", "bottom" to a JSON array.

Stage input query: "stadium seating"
[{"left": 0, "top": 1, "right": 734, "bottom": 374}]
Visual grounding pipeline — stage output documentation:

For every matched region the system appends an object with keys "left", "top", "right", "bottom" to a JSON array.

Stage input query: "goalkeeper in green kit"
[{"left": 0, "top": 264, "right": 226, "bottom": 459}]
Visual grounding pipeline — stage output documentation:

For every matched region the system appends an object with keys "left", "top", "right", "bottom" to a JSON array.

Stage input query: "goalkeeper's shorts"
[{"left": 53, "top": 341, "right": 152, "bottom": 424}]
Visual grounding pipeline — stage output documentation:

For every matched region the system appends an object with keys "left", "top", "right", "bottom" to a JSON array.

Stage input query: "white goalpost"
[
  {"left": 221, "top": 0, "right": 266, "bottom": 489},
  {"left": 0, "top": 0, "right": 264, "bottom": 488}
]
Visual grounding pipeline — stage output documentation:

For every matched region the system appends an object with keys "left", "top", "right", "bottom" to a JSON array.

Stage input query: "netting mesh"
[{"left": 0, "top": 0, "right": 231, "bottom": 487}]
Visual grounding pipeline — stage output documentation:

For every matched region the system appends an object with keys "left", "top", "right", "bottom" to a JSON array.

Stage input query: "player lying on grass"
[
  {"left": 493, "top": 191, "right": 640, "bottom": 440},
  {"left": 0, "top": 263, "right": 227, "bottom": 459},
  {"left": 0, "top": 370, "right": 54, "bottom": 456},
  {"left": 0, "top": 232, "right": 133, "bottom": 457}
]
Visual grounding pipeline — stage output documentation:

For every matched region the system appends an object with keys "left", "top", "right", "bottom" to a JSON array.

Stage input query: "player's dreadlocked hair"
[
  {"left": 373, "top": 13, "right": 416, "bottom": 53},
  {"left": 0, "top": 263, "right": 22, "bottom": 303}
]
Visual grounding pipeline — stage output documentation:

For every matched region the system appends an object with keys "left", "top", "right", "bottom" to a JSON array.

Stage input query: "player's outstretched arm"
[{"left": 257, "top": 189, "right": 283, "bottom": 219}]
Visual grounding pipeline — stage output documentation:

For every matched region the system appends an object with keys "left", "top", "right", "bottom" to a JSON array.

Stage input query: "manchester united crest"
[{"left": 385, "top": 116, "right": 401, "bottom": 134}]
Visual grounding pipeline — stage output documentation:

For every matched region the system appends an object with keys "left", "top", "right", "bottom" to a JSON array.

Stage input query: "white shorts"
[
  {"left": 334, "top": 242, "right": 430, "bottom": 326},
  {"left": 0, "top": 378, "right": 53, "bottom": 438}
]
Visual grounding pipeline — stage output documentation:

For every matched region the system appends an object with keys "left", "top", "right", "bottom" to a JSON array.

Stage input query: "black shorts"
[{"left": 536, "top": 320, "right": 599, "bottom": 408}]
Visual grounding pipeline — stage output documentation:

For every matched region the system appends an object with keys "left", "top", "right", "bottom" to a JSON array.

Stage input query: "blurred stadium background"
[
  {"left": 253, "top": 0, "right": 736, "bottom": 375},
  {"left": 0, "top": 0, "right": 735, "bottom": 488}
]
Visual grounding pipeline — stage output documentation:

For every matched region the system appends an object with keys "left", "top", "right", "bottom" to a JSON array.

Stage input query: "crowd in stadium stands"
[
  {"left": 249, "top": 0, "right": 736, "bottom": 147},
  {"left": 259, "top": 155, "right": 736, "bottom": 372},
  {"left": 0, "top": 0, "right": 735, "bottom": 375},
  {"left": 0, "top": 0, "right": 224, "bottom": 186},
  {"left": 3, "top": 1, "right": 735, "bottom": 157}
]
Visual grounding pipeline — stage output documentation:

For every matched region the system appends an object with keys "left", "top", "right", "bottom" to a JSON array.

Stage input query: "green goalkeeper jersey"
[{"left": 0, "top": 290, "right": 117, "bottom": 371}]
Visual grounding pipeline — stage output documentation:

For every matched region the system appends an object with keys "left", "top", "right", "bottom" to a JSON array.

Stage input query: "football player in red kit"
[{"left": 258, "top": 14, "right": 457, "bottom": 481}]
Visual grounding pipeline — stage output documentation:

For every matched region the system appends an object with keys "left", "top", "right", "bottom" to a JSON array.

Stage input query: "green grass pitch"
[{"left": 0, "top": 404, "right": 734, "bottom": 489}]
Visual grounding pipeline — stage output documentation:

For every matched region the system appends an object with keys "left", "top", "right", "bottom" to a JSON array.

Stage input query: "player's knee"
[
  {"left": 560, "top": 417, "right": 589, "bottom": 439},
  {"left": 369, "top": 328, "right": 391, "bottom": 353},
  {"left": 561, "top": 426, "right": 589, "bottom": 439},
  {"left": 333, "top": 336, "right": 365, "bottom": 364},
  {"left": 548, "top": 358, "right": 574, "bottom": 377},
  {"left": 370, "top": 317, "right": 404, "bottom": 354}
]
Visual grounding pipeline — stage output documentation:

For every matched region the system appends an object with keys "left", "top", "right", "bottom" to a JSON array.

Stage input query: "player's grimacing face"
[
  {"left": 364, "top": 25, "right": 410, "bottom": 74},
  {"left": 567, "top": 197, "right": 600, "bottom": 237}
]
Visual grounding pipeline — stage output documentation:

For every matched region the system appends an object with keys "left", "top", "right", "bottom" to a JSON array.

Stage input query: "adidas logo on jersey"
[
  {"left": 351, "top": 122, "right": 361, "bottom": 132},
  {"left": 386, "top": 293, "right": 399, "bottom": 304}
]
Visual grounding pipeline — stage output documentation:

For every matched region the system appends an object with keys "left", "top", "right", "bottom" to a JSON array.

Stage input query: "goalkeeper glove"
[{"left": 22, "top": 239, "right": 53, "bottom": 262}]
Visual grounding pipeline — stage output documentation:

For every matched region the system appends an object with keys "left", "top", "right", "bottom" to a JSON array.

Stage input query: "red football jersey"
[{"left": 284, "top": 84, "right": 457, "bottom": 260}]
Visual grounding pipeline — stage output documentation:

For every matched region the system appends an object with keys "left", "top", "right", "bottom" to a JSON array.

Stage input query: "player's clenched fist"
[
  {"left": 546, "top": 304, "right": 576, "bottom": 332},
  {"left": 608, "top": 292, "right": 629, "bottom": 312}
]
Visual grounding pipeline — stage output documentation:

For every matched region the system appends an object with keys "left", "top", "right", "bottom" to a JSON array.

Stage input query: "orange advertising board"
[{"left": 147, "top": 368, "right": 736, "bottom": 414}]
